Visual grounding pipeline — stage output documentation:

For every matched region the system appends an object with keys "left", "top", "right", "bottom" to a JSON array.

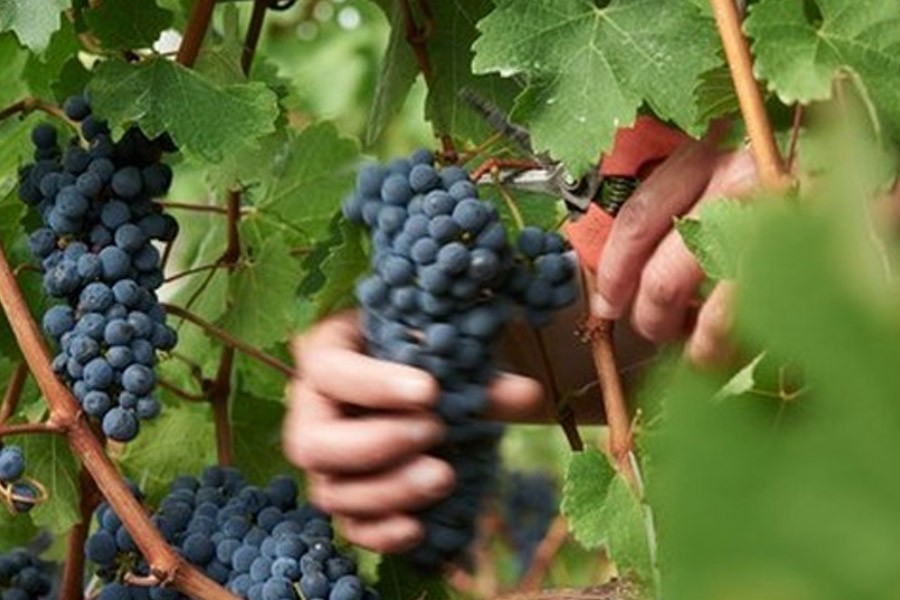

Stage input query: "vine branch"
[
  {"left": 518, "top": 516, "right": 570, "bottom": 592},
  {"left": 397, "top": 0, "right": 457, "bottom": 160},
  {"left": 532, "top": 328, "right": 583, "bottom": 452},
  {"left": 0, "top": 242, "right": 240, "bottom": 600},
  {"left": 62, "top": 470, "right": 101, "bottom": 600},
  {"left": 163, "top": 304, "right": 296, "bottom": 378},
  {"left": 242, "top": 0, "right": 269, "bottom": 75},
  {"left": 709, "top": 0, "right": 788, "bottom": 189},
  {"left": 580, "top": 269, "right": 636, "bottom": 489},
  {"left": 0, "top": 421, "right": 65, "bottom": 438},
  {"left": 0, "top": 363, "right": 28, "bottom": 424},
  {"left": 176, "top": 0, "right": 217, "bottom": 68}
]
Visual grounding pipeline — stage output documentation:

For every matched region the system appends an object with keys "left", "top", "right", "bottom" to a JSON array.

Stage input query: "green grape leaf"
[
  {"left": 88, "top": 58, "right": 279, "bottom": 163},
  {"left": 562, "top": 448, "right": 617, "bottom": 548},
  {"left": 376, "top": 555, "right": 454, "bottom": 600},
  {"left": 675, "top": 199, "right": 755, "bottom": 281},
  {"left": 22, "top": 20, "right": 80, "bottom": 101},
  {"left": 369, "top": 0, "right": 520, "bottom": 144},
  {"left": 12, "top": 434, "right": 80, "bottom": 535},
  {"left": 51, "top": 58, "right": 91, "bottom": 104},
  {"left": 694, "top": 65, "right": 740, "bottom": 124},
  {"left": 217, "top": 228, "right": 300, "bottom": 350},
  {"left": 0, "top": 0, "right": 67, "bottom": 52},
  {"left": 746, "top": 0, "right": 900, "bottom": 137},
  {"left": 562, "top": 449, "right": 654, "bottom": 587},
  {"left": 473, "top": 0, "right": 721, "bottom": 174},
  {"left": 365, "top": 0, "right": 420, "bottom": 146},
  {"left": 120, "top": 402, "right": 216, "bottom": 502},
  {"left": 0, "top": 512, "right": 38, "bottom": 552},
  {"left": 0, "top": 33, "right": 29, "bottom": 108},
  {"left": 232, "top": 394, "right": 295, "bottom": 485},
  {"left": 84, "top": 0, "right": 173, "bottom": 50},
  {"left": 308, "top": 220, "right": 367, "bottom": 319},
  {"left": 257, "top": 122, "right": 360, "bottom": 244}
]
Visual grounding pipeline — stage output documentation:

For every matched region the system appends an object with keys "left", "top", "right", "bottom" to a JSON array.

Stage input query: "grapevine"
[{"left": 0, "top": 1, "right": 897, "bottom": 600}]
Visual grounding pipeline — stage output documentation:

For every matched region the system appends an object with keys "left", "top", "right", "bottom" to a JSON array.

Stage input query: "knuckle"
[
  {"left": 615, "top": 198, "right": 650, "bottom": 242},
  {"left": 641, "top": 264, "right": 681, "bottom": 308}
]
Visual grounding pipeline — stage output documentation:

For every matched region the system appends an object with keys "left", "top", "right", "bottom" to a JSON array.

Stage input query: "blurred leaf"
[
  {"left": 746, "top": 0, "right": 900, "bottom": 139},
  {"left": 473, "top": 0, "right": 721, "bottom": 173},
  {"left": 652, "top": 206, "right": 900, "bottom": 599},
  {"left": 0, "top": 0, "right": 67, "bottom": 52},
  {"left": 676, "top": 199, "right": 755, "bottom": 281},
  {"left": 88, "top": 58, "right": 279, "bottom": 163},
  {"left": 375, "top": 555, "right": 453, "bottom": 600}
]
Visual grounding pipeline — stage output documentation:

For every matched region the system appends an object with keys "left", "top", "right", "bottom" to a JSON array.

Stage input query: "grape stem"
[
  {"left": 0, "top": 97, "right": 85, "bottom": 142},
  {"left": 709, "top": 0, "right": 789, "bottom": 189},
  {"left": 161, "top": 306, "right": 295, "bottom": 377},
  {"left": 162, "top": 262, "right": 226, "bottom": 285},
  {"left": 157, "top": 201, "right": 230, "bottom": 215},
  {"left": 531, "top": 327, "right": 583, "bottom": 452},
  {"left": 491, "top": 169, "right": 526, "bottom": 233},
  {"left": 0, "top": 421, "right": 65, "bottom": 438},
  {"left": 579, "top": 269, "right": 637, "bottom": 489},
  {"left": 157, "top": 378, "right": 209, "bottom": 402},
  {"left": 397, "top": 0, "right": 457, "bottom": 161},
  {"left": 62, "top": 470, "right": 102, "bottom": 600},
  {"left": 176, "top": 0, "right": 217, "bottom": 68},
  {"left": 518, "top": 515, "right": 571, "bottom": 592},
  {"left": 0, "top": 242, "right": 241, "bottom": 600},
  {"left": 241, "top": 0, "right": 270, "bottom": 75},
  {"left": 0, "top": 363, "right": 28, "bottom": 424},
  {"left": 786, "top": 104, "right": 804, "bottom": 173}
]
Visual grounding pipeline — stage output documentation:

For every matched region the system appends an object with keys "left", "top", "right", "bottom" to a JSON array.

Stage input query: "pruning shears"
[{"left": 471, "top": 111, "right": 689, "bottom": 272}]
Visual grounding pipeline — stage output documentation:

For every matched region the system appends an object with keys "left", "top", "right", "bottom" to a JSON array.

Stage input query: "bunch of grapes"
[
  {"left": 86, "top": 467, "right": 379, "bottom": 600},
  {"left": 0, "top": 546, "right": 55, "bottom": 600},
  {"left": 342, "top": 150, "right": 577, "bottom": 568},
  {"left": 499, "top": 470, "right": 558, "bottom": 575},
  {"left": 0, "top": 446, "right": 40, "bottom": 514},
  {"left": 506, "top": 227, "right": 579, "bottom": 328},
  {"left": 17, "top": 93, "right": 179, "bottom": 442}
]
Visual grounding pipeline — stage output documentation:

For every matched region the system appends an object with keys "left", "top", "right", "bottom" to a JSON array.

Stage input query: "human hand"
[
  {"left": 590, "top": 134, "right": 757, "bottom": 367},
  {"left": 283, "top": 311, "right": 543, "bottom": 553}
]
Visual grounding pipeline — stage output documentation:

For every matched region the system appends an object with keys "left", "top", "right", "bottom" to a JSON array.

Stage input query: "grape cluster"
[
  {"left": 0, "top": 546, "right": 55, "bottom": 600},
  {"left": 342, "top": 150, "right": 576, "bottom": 569},
  {"left": 17, "top": 93, "right": 179, "bottom": 442},
  {"left": 86, "top": 467, "right": 379, "bottom": 600},
  {"left": 506, "top": 227, "right": 578, "bottom": 328},
  {"left": 499, "top": 471, "right": 558, "bottom": 575},
  {"left": 0, "top": 446, "right": 39, "bottom": 514}
]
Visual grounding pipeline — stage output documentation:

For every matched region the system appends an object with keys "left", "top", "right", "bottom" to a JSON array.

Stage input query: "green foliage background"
[{"left": 0, "top": 1, "right": 900, "bottom": 598}]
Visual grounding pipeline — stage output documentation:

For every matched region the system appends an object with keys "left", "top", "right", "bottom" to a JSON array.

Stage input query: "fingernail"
[
  {"left": 410, "top": 461, "right": 452, "bottom": 492},
  {"left": 397, "top": 374, "right": 434, "bottom": 403},
  {"left": 591, "top": 293, "right": 617, "bottom": 320}
]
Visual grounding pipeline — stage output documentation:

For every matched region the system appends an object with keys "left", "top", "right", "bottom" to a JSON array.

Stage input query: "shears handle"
[{"left": 564, "top": 117, "right": 690, "bottom": 272}]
